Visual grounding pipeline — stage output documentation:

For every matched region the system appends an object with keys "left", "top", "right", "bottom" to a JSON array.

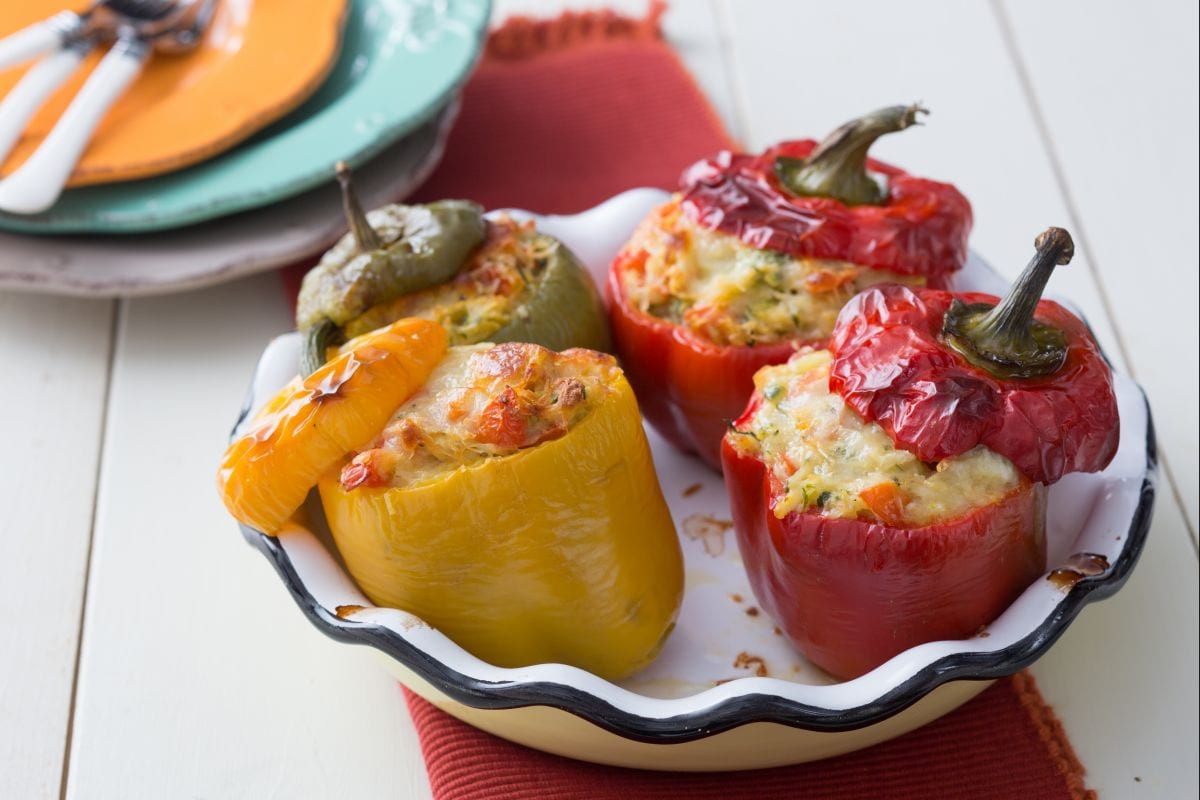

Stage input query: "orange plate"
[{"left": 0, "top": 0, "right": 347, "bottom": 186}]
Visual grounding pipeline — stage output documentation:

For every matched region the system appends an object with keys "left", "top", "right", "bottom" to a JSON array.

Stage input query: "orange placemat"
[{"left": 284, "top": 5, "right": 1095, "bottom": 798}]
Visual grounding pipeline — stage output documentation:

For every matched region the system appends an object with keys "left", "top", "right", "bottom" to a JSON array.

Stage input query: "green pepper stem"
[
  {"left": 301, "top": 318, "right": 344, "bottom": 377},
  {"left": 942, "top": 227, "right": 1075, "bottom": 379},
  {"left": 773, "top": 104, "right": 926, "bottom": 206},
  {"left": 336, "top": 161, "right": 382, "bottom": 252}
]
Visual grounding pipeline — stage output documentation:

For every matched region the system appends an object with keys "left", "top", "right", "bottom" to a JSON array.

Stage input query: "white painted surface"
[
  {"left": 62, "top": 275, "right": 434, "bottom": 800},
  {"left": 0, "top": 294, "right": 112, "bottom": 800},
  {"left": 3, "top": 1, "right": 1196, "bottom": 798}
]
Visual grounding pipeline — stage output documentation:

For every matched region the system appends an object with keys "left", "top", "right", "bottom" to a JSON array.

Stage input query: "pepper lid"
[
  {"left": 677, "top": 104, "right": 972, "bottom": 278},
  {"left": 828, "top": 227, "right": 1119, "bottom": 485},
  {"left": 295, "top": 162, "right": 486, "bottom": 374}
]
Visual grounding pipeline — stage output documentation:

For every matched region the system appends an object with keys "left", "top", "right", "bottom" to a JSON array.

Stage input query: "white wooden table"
[{"left": 2, "top": 2, "right": 1196, "bottom": 797}]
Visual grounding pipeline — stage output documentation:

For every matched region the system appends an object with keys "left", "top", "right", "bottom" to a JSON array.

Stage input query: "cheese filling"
[
  {"left": 729, "top": 350, "right": 1023, "bottom": 527},
  {"left": 617, "top": 197, "right": 922, "bottom": 347},
  {"left": 343, "top": 216, "right": 559, "bottom": 344},
  {"left": 341, "top": 342, "right": 618, "bottom": 488}
]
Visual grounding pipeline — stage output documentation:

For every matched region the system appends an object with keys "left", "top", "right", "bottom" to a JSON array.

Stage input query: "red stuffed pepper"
[
  {"left": 609, "top": 104, "right": 973, "bottom": 469},
  {"left": 721, "top": 228, "right": 1118, "bottom": 679}
]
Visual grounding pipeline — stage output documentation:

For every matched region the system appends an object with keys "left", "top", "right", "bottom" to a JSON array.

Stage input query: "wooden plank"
[
  {"left": 0, "top": 294, "right": 113, "bottom": 799},
  {"left": 998, "top": 0, "right": 1200, "bottom": 536},
  {"left": 717, "top": 1, "right": 1198, "bottom": 796},
  {"left": 61, "top": 274, "right": 432, "bottom": 799}
]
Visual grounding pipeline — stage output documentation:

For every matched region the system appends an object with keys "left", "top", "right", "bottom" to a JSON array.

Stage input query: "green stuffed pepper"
[{"left": 296, "top": 163, "right": 612, "bottom": 375}]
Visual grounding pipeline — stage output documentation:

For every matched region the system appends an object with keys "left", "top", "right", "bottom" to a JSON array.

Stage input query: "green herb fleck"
[{"left": 725, "top": 420, "right": 759, "bottom": 440}]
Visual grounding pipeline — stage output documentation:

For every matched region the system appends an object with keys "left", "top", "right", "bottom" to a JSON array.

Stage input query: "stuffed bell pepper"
[
  {"left": 721, "top": 228, "right": 1119, "bottom": 679},
  {"left": 297, "top": 163, "right": 611, "bottom": 375},
  {"left": 219, "top": 320, "right": 683, "bottom": 681},
  {"left": 608, "top": 104, "right": 973, "bottom": 468}
]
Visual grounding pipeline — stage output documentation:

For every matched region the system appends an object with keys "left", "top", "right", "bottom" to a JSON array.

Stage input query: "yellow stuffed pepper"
[{"left": 218, "top": 322, "right": 683, "bottom": 681}]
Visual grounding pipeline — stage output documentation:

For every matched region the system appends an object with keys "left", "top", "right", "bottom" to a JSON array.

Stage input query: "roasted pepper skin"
[
  {"left": 721, "top": 416, "right": 1047, "bottom": 680},
  {"left": 829, "top": 284, "right": 1119, "bottom": 485},
  {"left": 680, "top": 140, "right": 972, "bottom": 281},
  {"left": 318, "top": 370, "right": 683, "bottom": 681},
  {"left": 606, "top": 254, "right": 802, "bottom": 469},
  {"left": 296, "top": 200, "right": 488, "bottom": 331},
  {"left": 487, "top": 241, "right": 613, "bottom": 353},
  {"left": 217, "top": 319, "right": 448, "bottom": 535}
]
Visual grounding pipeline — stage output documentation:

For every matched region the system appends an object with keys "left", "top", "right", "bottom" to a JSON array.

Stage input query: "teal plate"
[{"left": 0, "top": 0, "right": 490, "bottom": 235}]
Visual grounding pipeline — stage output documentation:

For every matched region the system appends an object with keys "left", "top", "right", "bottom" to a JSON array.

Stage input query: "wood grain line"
[{"left": 57, "top": 300, "right": 122, "bottom": 800}]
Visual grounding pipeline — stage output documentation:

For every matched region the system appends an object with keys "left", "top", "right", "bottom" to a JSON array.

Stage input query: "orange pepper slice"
[
  {"left": 217, "top": 318, "right": 448, "bottom": 534},
  {"left": 858, "top": 482, "right": 908, "bottom": 528}
]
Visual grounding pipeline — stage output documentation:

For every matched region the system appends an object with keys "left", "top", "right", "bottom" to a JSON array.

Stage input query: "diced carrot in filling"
[
  {"left": 858, "top": 482, "right": 909, "bottom": 528},
  {"left": 805, "top": 267, "right": 860, "bottom": 294}
]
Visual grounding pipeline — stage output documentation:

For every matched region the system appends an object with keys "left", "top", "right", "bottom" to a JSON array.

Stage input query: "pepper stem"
[
  {"left": 336, "top": 161, "right": 382, "bottom": 252},
  {"left": 942, "top": 227, "right": 1075, "bottom": 379},
  {"left": 301, "top": 318, "right": 344, "bottom": 377},
  {"left": 773, "top": 104, "right": 927, "bottom": 206}
]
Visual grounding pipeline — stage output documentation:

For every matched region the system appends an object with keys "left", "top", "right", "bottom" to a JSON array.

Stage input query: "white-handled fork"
[
  {"left": 0, "top": 0, "right": 215, "bottom": 215},
  {"left": 0, "top": 9, "right": 95, "bottom": 72},
  {"left": 0, "top": 38, "right": 96, "bottom": 168}
]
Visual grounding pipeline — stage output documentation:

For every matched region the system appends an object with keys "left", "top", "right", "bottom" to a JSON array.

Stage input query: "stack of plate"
[{"left": 0, "top": 0, "right": 491, "bottom": 296}]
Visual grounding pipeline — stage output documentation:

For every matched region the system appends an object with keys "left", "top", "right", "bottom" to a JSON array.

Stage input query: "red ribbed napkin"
[
  {"left": 283, "top": 5, "right": 1094, "bottom": 798},
  {"left": 404, "top": 673, "right": 1091, "bottom": 800}
]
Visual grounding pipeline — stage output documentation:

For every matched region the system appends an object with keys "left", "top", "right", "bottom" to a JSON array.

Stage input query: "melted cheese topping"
[
  {"left": 729, "top": 350, "right": 1022, "bottom": 527},
  {"left": 617, "top": 197, "right": 923, "bottom": 347},
  {"left": 341, "top": 343, "right": 618, "bottom": 488},
  {"left": 344, "top": 216, "right": 558, "bottom": 344}
]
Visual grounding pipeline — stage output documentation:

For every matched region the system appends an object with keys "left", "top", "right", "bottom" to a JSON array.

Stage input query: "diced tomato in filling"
[
  {"left": 475, "top": 386, "right": 531, "bottom": 448},
  {"left": 340, "top": 451, "right": 394, "bottom": 490}
]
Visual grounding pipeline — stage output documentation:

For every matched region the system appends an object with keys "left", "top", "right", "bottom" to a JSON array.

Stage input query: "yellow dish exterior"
[
  {"left": 318, "top": 372, "right": 684, "bottom": 682},
  {"left": 218, "top": 318, "right": 447, "bottom": 535},
  {"left": 378, "top": 650, "right": 991, "bottom": 771}
]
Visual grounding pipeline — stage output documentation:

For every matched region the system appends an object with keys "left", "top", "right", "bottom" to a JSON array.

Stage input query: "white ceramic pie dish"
[{"left": 229, "top": 188, "right": 1155, "bottom": 770}]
